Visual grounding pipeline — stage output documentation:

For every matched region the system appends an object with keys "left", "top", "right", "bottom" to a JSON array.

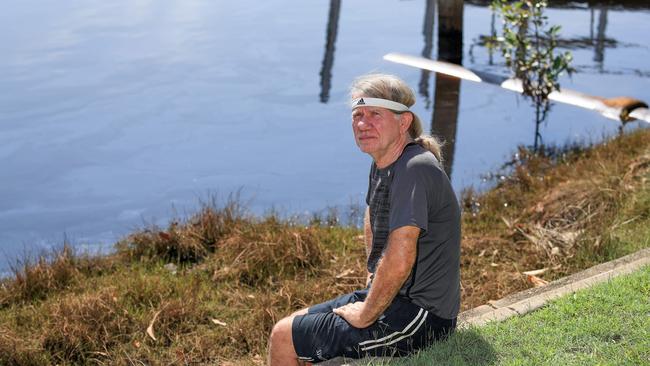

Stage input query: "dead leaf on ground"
[
  {"left": 527, "top": 274, "right": 549, "bottom": 287},
  {"left": 336, "top": 269, "right": 354, "bottom": 278},
  {"left": 211, "top": 318, "right": 228, "bottom": 327},
  {"left": 501, "top": 216, "right": 513, "bottom": 229},
  {"left": 522, "top": 268, "right": 548, "bottom": 276},
  {"left": 146, "top": 310, "right": 162, "bottom": 341}
]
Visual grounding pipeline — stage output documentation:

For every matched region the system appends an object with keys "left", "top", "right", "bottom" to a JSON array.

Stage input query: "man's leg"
[
  {"left": 268, "top": 313, "right": 305, "bottom": 366},
  {"left": 268, "top": 290, "right": 368, "bottom": 365}
]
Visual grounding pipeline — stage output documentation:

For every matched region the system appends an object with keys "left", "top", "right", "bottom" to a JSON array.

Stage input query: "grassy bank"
[
  {"left": 393, "top": 265, "right": 650, "bottom": 366},
  {"left": 1, "top": 128, "right": 649, "bottom": 364}
]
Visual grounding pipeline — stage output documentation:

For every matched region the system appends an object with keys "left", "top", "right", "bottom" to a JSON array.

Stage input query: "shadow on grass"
[{"left": 397, "top": 329, "right": 497, "bottom": 366}]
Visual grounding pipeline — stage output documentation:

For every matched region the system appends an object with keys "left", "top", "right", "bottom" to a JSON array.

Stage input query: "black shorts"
[{"left": 291, "top": 289, "right": 456, "bottom": 363}]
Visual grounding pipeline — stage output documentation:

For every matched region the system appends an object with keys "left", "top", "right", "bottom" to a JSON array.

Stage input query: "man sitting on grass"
[{"left": 268, "top": 74, "right": 461, "bottom": 365}]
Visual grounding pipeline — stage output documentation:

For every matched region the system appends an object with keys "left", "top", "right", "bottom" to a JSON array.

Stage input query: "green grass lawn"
[{"left": 387, "top": 265, "right": 650, "bottom": 366}]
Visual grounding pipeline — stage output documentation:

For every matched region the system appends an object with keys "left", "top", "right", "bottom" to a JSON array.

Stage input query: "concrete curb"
[
  {"left": 458, "top": 247, "right": 650, "bottom": 327},
  {"left": 322, "top": 247, "right": 650, "bottom": 365}
]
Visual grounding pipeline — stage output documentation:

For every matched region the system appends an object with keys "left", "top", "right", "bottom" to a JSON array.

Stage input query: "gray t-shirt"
[{"left": 366, "top": 143, "right": 461, "bottom": 319}]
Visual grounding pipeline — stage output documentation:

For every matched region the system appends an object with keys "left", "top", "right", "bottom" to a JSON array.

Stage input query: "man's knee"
[
  {"left": 270, "top": 316, "right": 294, "bottom": 346},
  {"left": 269, "top": 316, "right": 304, "bottom": 365}
]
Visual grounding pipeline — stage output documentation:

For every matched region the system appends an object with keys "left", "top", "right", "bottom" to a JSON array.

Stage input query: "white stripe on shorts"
[
  {"left": 358, "top": 308, "right": 425, "bottom": 347},
  {"left": 360, "top": 310, "right": 428, "bottom": 352}
]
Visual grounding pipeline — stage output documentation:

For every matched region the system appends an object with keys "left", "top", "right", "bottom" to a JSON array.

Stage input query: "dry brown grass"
[
  {"left": 41, "top": 289, "right": 135, "bottom": 363},
  {"left": 116, "top": 199, "right": 246, "bottom": 264},
  {"left": 0, "top": 244, "right": 117, "bottom": 308},
  {"left": 0, "top": 205, "right": 366, "bottom": 364},
  {"left": 0, "top": 327, "right": 46, "bottom": 365},
  {"left": 209, "top": 222, "right": 328, "bottom": 286},
  {"left": 459, "top": 130, "right": 650, "bottom": 308}
]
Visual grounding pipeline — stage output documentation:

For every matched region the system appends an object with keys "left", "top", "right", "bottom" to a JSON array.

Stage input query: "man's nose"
[{"left": 355, "top": 118, "right": 370, "bottom": 130}]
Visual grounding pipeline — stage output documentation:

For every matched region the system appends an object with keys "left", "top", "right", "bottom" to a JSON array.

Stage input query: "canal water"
[{"left": 1, "top": 0, "right": 649, "bottom": 271}]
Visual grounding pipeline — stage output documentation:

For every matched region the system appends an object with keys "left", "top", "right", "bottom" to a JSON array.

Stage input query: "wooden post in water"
[
  {"left": 418, "top": 0, "right": 436, "bottom": 108},
  {"left": 319, "top": 0, "right": 341, "bottom": 103},
  {"left": 431, "top": 0, "right": 463, "bottom": 178}
]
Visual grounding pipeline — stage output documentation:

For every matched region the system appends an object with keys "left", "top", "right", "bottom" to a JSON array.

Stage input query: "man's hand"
[{"left": 333, "top": 301, "right": 374, "bottom": 329}]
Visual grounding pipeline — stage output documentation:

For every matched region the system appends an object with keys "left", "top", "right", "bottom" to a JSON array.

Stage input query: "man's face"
[{"left": 351, "top": 105, "right": 403, "bottom": 158}]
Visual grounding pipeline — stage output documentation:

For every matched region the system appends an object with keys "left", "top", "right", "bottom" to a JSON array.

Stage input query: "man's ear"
[{"left": 400, "top": 112, "right": 413, "bottom": 133}]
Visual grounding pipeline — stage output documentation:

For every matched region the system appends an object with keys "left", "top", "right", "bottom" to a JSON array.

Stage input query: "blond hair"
[{"left": 349, "top": 74, "right": 444, "bottom": 163}]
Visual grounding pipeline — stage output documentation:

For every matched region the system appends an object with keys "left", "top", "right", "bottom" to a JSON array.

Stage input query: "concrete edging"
[
  {"left": 458, "top": 247, "right": 650, "bottom": 327},
  {"left": 322, "top": 247, "right": 650, "bottom": 365}
]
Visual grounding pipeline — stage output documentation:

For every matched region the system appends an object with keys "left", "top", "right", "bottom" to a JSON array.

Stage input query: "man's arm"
[
  {"left": 334, "top": 225, "right": 419, "bottom": 328},
  {"left": 364, "top": 206, "right": 373, "bottom": 286}
]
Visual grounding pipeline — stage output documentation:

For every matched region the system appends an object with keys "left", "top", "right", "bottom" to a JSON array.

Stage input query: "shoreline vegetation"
[{"left": 1, "top": 128, "right": 649, "bottom": 365}]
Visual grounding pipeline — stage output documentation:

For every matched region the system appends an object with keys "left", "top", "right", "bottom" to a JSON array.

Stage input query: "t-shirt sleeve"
[{"left": 388, "top": 160, "right": 435, "bottom": 234}]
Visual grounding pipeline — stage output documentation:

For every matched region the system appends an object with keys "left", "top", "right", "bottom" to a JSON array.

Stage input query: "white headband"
[{"left": 351, "top": 97, "right": 410, "bottom": 112}]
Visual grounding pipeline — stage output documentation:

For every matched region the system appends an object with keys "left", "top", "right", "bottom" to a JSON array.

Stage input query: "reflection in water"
[
  {"left": 418, "top": 0, "right": 436, "bottom": 109},
  {"left": 319, "top": 0, "right": 341, "bottom": 103},
  {"left": 465, "top": 0, "right": 650, "bottom": 10},
  {"left": 468, "top": 3, "right": 629, "bottom": 148},
  {"left": 594, "top": 7, "right": 608, "bottom": 69},
  {"left": 431, "top": 0, "right": 463, "bottom": 179},
  {"left": 590, "top": 8, "right": 595, "bottom": 40},
  {"left": 471, "top": 5, "right": 623, "bottom": 74},
  {"left": 488, "top": 9, "right": 496, "bottom": 65}
]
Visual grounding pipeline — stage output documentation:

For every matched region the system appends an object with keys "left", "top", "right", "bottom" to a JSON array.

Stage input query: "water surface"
[{"left": 1, "top": 0, "right": 649, "bottom": 270}]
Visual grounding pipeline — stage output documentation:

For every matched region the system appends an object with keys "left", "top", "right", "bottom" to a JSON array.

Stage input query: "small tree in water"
[{"left": 489, "top": 0, "right": 575, "bottom": 151}]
